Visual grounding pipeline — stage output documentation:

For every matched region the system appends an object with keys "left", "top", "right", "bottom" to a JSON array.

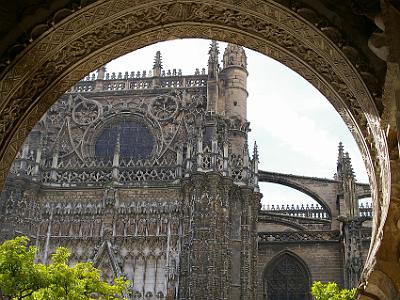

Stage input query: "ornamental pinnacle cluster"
[{"left": 0, "top": 41, "right": 372, "bottom": 300}]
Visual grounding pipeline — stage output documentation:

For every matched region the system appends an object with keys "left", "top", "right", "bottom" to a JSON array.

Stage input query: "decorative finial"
[
  {"left": 253, "top": 141, "right": 259, "bottom": 160},
  {"left": 208, "top": 40, "right": 219, "bottom": 64},
  {"left": 208, "top": 40, "right": 219, "bottom": 79},
  {"left": 338, "top": 142, "right": 344, "bottom": 156},
  {"left": 337, "top": 142, "right": 344, "bottom": 171},
  {"left": 152, "top": 51, "right": 162, "bottom": 77},
  {"left": 153, "top": 51, "right": 162, "bottom": 69},
  {"left": 344, "top": 152, "right": 355, "bottom": 175}
]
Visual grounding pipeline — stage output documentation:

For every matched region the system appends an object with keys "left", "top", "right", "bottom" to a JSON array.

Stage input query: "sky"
[{"left": 102, "top": 38, "right": 370, "bottom": 207}]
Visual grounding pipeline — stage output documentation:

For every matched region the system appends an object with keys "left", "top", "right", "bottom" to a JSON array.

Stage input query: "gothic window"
[
  {"left": 95, "top": 119, "right": 154, "bottom": 160},
  {"left": 265, "top": 253, "right": 310, "bottom": 300}
]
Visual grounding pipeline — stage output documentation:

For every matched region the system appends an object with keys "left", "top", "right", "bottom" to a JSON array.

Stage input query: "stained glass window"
[
  {"left": 95, "top": 119, "right": 154, "bottom": 160},
  {"left": 265, "top": 253, "right": 310, "bottom": 300}
]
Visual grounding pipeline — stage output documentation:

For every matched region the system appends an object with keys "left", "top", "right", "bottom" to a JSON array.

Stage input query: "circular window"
[{"left": 95, "top": 119, "right": 154, "bottom": 160}]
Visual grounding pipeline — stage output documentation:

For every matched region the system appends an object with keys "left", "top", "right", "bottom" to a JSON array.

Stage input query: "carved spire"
[
  {"left": 208, "top": 40, "right": 219, "bottom": 79},
  {"left": 344, "top": 152, "right": 355, "bottom": 178},
  {"left": 336, "top": 142, "right": 345, "bottom": 178},
  {"left": 338, "top": 141, "right": 344, "bottom": 160},
  {"left": 207, "top": 40, "right": 220, "bottom": 114},
  {"left": 337, "top": 142, "right": 355, "bottom": 179},
  {"left": 153, "top": 51, "right": 163, "bottom": 77},
  {"left": 223, "top": 43, "right": 247, "bottom": 69},
  {"left": 253, "top": 141, "right": 259, "bottom": 161},
  {"left": 336, "top": 143, "right": 358, "bottom": 220}
]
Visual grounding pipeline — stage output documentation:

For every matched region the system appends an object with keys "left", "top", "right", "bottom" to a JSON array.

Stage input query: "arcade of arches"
[{"left": 0, "top": 0, "right": 400, "bottom": 299}]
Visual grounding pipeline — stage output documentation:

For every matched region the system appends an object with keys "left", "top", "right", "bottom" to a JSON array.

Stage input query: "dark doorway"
[{"left": 265, "top": 253, "right": 310, "bottom": 300}]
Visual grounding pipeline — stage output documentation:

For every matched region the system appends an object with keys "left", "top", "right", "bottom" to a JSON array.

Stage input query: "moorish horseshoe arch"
[{"left": 0, "top": 0, "right": 398, "bottom": 298}]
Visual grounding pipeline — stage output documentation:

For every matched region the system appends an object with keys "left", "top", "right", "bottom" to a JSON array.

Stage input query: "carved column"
[
  {"left": 179, "top": 172, "right": 231, "bottom": 299},
  {"left": 341, "top": 218, "right": 364, "bottom": 289},
  {"left": 179, "top": 172, "right": 258, "bottom": 300}
]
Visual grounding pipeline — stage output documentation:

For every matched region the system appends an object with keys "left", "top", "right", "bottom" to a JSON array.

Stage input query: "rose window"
[{"left": 95, "top": 119, "right": 154, "bottom": 160}]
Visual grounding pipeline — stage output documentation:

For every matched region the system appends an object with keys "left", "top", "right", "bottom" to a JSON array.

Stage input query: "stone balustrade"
[
  {"left": 261, "top": 202, "right": 373, "bottom": 219},
  {"left": 261, "top": 203, "right": 329, "bottom": 219},
  {"left": 68, "top": 69, "right": 207, "bottom": 93}
]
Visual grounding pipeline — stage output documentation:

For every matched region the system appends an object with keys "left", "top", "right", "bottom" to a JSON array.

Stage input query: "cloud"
[{"left": 246, "top": 49, "right": 368, "bottom": 182}]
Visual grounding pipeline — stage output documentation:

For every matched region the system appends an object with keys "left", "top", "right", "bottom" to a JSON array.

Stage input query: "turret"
[
  {"left": 219, "top": 43, "right": 248, "bottom": 154},
  {"left": 220, "top": 43, "right": 248, "bottom": 120}
]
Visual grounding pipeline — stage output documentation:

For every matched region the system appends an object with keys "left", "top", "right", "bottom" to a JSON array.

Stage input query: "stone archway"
[
  {"left": 263, "top": 251, "right": 311, "bottom": 300},
  {"left": 0, "top": 0, "right": 399, "bottom": 298}
]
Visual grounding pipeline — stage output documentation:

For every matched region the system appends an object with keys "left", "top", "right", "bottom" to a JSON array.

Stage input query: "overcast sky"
[{"left": 104, "top": 39, "right": 369, "bottom": 207}]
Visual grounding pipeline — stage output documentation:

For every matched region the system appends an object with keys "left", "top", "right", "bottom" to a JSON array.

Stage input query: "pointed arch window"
[{"left": 265, "top": 253, "right": 310, "bottom": 300}]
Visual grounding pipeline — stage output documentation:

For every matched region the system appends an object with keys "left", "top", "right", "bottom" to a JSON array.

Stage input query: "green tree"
[
  {"left": 0, "top": 237, "right": 129, "bottom": 300},
  {"left": 311, "top": 281, "right": 356, "bottom": 300},
  {"left": 38, "top": 247, "right": 128, "bottom": 300},
  {"left": 0, "top": 236, "right": 48, "bottom": 300}
]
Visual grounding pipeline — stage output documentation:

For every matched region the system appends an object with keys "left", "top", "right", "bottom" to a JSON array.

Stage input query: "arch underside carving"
[{"left": 0, "top": 0, "right": 397, "bottom": 297}]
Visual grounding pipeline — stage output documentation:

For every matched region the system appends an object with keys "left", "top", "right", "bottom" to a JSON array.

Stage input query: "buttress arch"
[{"left": 0, "top": 1, "right": 399, "bottom": 298}]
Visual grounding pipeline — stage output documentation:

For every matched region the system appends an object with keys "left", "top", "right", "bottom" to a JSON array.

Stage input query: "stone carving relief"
[
  {"left": 150, "top": 94, "right": 179, "bottom": 121},
  {"left": 38, "top": 88, "right": 207, "bottom": 167},
  {"left": 33, "top": 185, "right": 183, "bottom": 297},
  {"left": 72, "top": 96, "right": 102, "bottom": 125}
]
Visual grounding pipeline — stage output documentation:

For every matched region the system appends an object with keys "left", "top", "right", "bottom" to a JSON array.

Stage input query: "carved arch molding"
[{"left": 0, "top": 0, "right": 399, "bottom": 298}]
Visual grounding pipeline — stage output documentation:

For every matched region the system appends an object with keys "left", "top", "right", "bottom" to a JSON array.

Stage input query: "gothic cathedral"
[{"left": 0, "top": 42, "right": 372, "bottom": 300}]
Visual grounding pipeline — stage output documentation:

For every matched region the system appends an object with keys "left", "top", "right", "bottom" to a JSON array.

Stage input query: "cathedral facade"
[{"left": 0, "top": 42, "right": 372, "bottom": 300}]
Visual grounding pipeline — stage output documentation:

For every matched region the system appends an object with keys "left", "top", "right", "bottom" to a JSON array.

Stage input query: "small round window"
[{"left": 95, "top": 119, "right": 154, "bottom": 160}]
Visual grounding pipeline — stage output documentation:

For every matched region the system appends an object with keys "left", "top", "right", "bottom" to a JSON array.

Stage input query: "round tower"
[
  {"left": 220, "top": 43, "right": 248, "bottom": 120},
  {"left": 219, "top": 44, "right": 249, "bottom": 155}
]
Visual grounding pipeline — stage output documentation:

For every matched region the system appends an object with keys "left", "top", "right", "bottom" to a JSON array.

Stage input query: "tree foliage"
[
  {"left": 0, "top": 236, "right": 48, "bottom": 300},
  {"left": 311, "top": 281, "right": 356, "bottom": 300},
  {"left": 0, "top": 237, "right": 128, "bottom": 300}
]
